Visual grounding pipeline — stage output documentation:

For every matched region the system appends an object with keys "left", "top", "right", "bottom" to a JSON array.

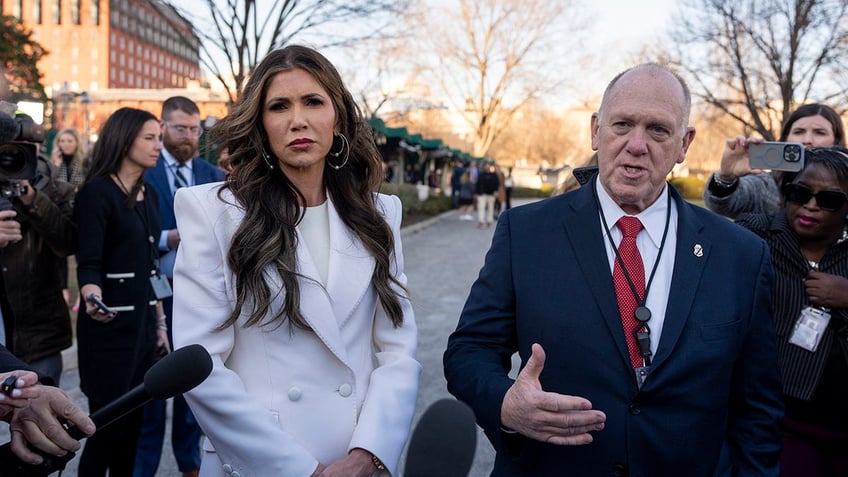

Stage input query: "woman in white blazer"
[{"left": 172, "top": 45, "right": 420, "bottom": 477}]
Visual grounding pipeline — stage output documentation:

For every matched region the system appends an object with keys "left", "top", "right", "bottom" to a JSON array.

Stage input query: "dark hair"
[
  {"left": 84, "top": 107, "right": 158, "bottom": 207},
  {"left": 209, "top": 45, "right": 406, "bottom": 331},
  {"left": 161, "top": 96, "right": 200, "bottom": 119},
  {"left": 780, "top": 146, "right": 848, "bottom": 191},
  {"left": 779, "top": 104, "right": 845, "bottom": 146}
]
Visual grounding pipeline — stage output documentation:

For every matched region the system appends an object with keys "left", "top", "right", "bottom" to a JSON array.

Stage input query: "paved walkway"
[{"left": 5, "top": 199, "right": 539, "bottom": 476}]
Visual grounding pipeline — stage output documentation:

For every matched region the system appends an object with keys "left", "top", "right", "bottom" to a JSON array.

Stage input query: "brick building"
[{"left": 2, "top": 0, "right": 226, "bottom": 138}]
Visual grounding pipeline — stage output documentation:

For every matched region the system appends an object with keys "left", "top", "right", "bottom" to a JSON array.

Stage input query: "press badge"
[
  {"left": 788, "top": 306, "right": 831, "bottom": 352},
  {"left": 150, "top": 273, "right": 173, "bottom": 299}
]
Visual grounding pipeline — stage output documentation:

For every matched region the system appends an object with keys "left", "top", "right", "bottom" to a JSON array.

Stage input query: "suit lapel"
[
  {"left": 152, "top": 156, "right": 176, "bottom": 214},
  {"left": 562, "top": 185, "right": 634, "bottom": 368},
  {"left": 325, "top": 198, "right": 375, "bottom": 328},
  {"left": 650, "top": 190, "right": 708, "bottom": 370}
]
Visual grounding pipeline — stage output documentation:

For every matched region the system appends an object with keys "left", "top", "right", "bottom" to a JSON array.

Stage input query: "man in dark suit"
[
  {"left": 443, "top": 64, "right": 783, "bottom": 476},
  {"left": 135, "top": 96, "right": 224, "bottom": 477}
]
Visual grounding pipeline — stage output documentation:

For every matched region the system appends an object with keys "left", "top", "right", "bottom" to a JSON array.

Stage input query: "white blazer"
[{"left": 172, "top": 183, "right": 420, "bottom": 477}]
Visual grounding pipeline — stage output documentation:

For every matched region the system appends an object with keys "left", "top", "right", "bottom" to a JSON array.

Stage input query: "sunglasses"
[{"left": 783, "top": 183, "right": 848, "bottom": 212}]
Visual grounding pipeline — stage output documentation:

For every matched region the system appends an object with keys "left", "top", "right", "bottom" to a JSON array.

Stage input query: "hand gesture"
[
  {"left": 500, "top": 343, "right": 606, "bottom": 445},
  {"left": 84, "top": 293, "right": 117, "bottom": 322},
  {"left": 806, "top": 270, "right": 848, "bottom": 309},
  {"left": 9, "top": 385, "right": 95, "bottom": 464},
  {"left": 718, "top": 135, "right": 764, "bottom": 180},
  {"left": 0, "top": 211, "right": 22, "bottom": 248}
]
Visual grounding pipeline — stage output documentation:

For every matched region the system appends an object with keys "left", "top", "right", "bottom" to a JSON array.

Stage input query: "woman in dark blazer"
[
  {"left": 737, "top": 146, "right": 848, "bottom": 477},
  {"left": 74, "top": 107, "right": 168, "bottom": 476}
]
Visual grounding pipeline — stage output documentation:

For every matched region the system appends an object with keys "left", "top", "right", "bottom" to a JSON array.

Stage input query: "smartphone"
[
  {"left": 87, "top": 293, "right": 114, "bottom": 316},
  {"left": 748, "top": 142, "right": 805, "bottom": 172}
]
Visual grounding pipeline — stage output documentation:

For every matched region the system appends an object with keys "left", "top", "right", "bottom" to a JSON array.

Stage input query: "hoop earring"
[
  {"left": 326, "top": 133, "right": 350, "bottom": 170},
  {"left": 262, "top": 148, "right": 275, "bottom": 170}
]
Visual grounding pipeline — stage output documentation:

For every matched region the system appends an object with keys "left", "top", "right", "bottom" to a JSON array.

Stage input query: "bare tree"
[
  {"left": 668, "top": 0, "right": 848, "bottom": 139},
  {"left": 410, "top": 0, "right": 587, "bottom": 157},
  {"left": 164, "top": 0, "right": 409, "bottom": 103}
]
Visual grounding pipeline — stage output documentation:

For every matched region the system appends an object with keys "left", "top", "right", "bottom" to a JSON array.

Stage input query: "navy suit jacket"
[
  {"left": 444, "top": 183, "right": 783, "bottom": 477},
  {"left": 145, "top": 155, "right": 225, "bottom": 233}
]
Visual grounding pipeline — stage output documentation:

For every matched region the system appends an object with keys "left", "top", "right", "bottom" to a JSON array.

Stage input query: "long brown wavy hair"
[{"left": 210, "top": 45, "right": 407, "bottom": 331}]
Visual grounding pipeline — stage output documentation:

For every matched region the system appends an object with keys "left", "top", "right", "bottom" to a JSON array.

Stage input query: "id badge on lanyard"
[{"left": 788, "top": 306, "right": 831, "bottom": 352}]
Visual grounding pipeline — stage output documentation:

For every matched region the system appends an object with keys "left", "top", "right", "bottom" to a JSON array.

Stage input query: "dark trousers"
[
  {"left": 780, "top": 415, "right": 848, "bottom": 477},
  {"left": 78, "top": 398, "right": 144, "bottom": 477},
  {"left": 133, "top": 395, "right": 202, "bottom": 475}
]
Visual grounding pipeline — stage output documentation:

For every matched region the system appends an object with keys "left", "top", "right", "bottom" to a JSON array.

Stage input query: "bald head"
[{"left": 598, "top": 63, "right": 691, "bottom": 132}]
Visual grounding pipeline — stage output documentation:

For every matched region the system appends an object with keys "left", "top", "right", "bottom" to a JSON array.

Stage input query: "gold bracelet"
[{"left": 371, "top": 453, "right": 386, "bottom": 471}]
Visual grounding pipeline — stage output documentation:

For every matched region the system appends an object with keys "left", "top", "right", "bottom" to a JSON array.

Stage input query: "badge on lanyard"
[
  {"left": 150, "top": 272, "right": 173, "bottom": 299},
  {"left": 788, "top": 306, "right": 831, "bottom": 352}
]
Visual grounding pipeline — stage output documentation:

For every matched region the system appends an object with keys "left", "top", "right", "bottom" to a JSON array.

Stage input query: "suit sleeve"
[
  {"left": 172, "top": 187, "right": 319, "bottom": 477},
  {"left": 348, "top": 194, "right": 421, "bottom": 476},
  {"left": 443, "top": 211, "right": 520, "bottom": 453},
  {"left": 728, "top": 240, "right": 783, "bottom": 476}
]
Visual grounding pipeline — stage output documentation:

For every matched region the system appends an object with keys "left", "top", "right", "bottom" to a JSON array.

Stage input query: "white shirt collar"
[
  {"left": 595, "top": 176, "right": 671, "bottom": 249},
  {"left": 161, "top": 148, "right": 194, "bottom": 171}
]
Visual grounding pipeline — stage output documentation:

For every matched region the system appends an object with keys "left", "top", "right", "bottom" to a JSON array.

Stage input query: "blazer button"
[
  {"left": 338, "top": 383, "right": 353, "bottom": 397},
  {"left": 119, "top": 278, "right": 125, "bottom": 283},
  {"left": 613, "top": 463, "right": 628, "bottom": 476},
  {"left": 231, "top": 473, "right": 241, "bottom": 477},
  {"left": 222, "top": 463, "right": 233, "bottom": 473},
  {"left": 629, "top": 403, "right": 641, "bottom": 415},
  {"left": 287, "top": 387, "right": 302, "bottom": 401}
]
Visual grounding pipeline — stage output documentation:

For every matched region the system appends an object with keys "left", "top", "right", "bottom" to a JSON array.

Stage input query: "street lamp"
[{"left": 80, "top": 91, "right": 91, "bottom": 145}]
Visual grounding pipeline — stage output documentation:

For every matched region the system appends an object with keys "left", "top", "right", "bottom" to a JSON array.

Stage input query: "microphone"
[
  {"left": 67, "top": 343, "right": 212, "bottom": 439},
  {"left": 0, "top": 344, "right": 212, "bottom": 476},
  {"left": 404, "top": 398, "right": 478, "bottom": 477}
]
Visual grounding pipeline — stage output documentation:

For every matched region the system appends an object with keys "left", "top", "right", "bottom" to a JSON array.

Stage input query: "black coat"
[{"left": 74, "top": 177, "right": 160, "bottom": 404}]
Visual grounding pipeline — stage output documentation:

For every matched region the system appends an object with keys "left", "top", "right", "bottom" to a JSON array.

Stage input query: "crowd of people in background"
[{"left": 0, "top": 43, "right": 846, "bottom": 477}]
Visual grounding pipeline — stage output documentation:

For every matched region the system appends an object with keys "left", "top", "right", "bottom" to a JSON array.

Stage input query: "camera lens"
[{"left": 0, "top": 143, "right": 38, "bottom": 180}]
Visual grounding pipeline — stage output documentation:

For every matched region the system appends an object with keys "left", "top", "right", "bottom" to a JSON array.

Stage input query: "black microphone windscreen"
[
  {"left": 144, "top": 344, "right": 212, "bottom": 399},
  {"left": 404, "top": 398, "right": 477, "bottom": 477}
]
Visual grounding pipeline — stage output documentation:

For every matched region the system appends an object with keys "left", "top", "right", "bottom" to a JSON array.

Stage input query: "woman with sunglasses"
[
  {"left": 704, "top": 103, "right": 846, "bottom": 219},
  {"left": 736, "top": 146, "right": 848, "bottom": 477}
]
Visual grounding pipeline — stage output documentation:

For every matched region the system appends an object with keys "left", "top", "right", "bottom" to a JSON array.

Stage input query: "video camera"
[{"left": 0, "top": 101, "right": 44, "bottom": 206}]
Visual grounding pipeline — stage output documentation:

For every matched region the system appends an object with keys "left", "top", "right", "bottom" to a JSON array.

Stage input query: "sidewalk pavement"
[{"left": 7, "top": 198, "right": 540, "bottom": 476}]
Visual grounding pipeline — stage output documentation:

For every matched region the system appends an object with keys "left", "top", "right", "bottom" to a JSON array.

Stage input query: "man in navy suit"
[
  {"left": 135, "top": 96, "right": 225, "bottom": 477},
  {"left": 443, "top": 64, "right": 783, "bottom": 476}
]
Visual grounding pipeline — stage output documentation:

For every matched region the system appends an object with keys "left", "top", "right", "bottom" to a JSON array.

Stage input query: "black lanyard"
[{"left": 593, "top": 179, "right": 672, "bottom": 366}]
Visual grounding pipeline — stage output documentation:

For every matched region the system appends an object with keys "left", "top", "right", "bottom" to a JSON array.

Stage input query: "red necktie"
[{"left": 613, "top": 216, "right": 645, "bottom": 368}]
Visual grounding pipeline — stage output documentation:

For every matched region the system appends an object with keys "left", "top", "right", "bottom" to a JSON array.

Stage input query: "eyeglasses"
[
  {"left": 783, "top": 183, "right": 848, "bottom": 212},
  {"left": 164, "top": 123, "right": 203, "bottom": 138}
]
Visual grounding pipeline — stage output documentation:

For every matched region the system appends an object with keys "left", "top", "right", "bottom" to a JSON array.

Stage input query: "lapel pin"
[{"left": 693, "top": 244, "right": 703, "bottom": 257}]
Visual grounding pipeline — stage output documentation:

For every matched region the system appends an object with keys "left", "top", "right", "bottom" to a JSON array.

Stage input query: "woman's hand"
[
  {"left": 718, "top": 135, "right": 764, "bottom": 181},
  {"left": 806, "top": 270, "right": 848, "bottom": 309},
  {"left": 80, "top": 285, "right": 117, "bottom": 323},
  {"left": 318, "top": 448, "right": 379, "bottom": 477}
]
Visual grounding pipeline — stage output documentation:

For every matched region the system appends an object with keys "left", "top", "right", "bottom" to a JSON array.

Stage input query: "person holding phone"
[
  {"left": 74, "top": 107, "right": 169, "bottom": 476},
  {"left": 704, "top": 103, "right": 845, "bottom": 219},
  {"left": 736, "top": 146, "right": 848, "bottom": 477}
]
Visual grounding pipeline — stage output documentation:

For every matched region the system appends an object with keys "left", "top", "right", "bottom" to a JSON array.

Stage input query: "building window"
[
  {"left": 51, "top": 0, "right": 61, "bottom": 24},
  {"left": 32, "top": 0, "right": 43, "bottom": 24},
  {"left": 71, "top": 0, "right": 80, "bottom": 24},
  {"left": 90, "top": 0, "right": 99, "bottom": 25},
  {"left": 12, "top": 0, "right": 22, "bottom": 19}
]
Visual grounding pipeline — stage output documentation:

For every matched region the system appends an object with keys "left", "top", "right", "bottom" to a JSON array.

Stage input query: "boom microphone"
[
  {"left": 0, "top": 344, "right": 212, "bottom": 476},
  {"left": 404, "top": 398, "right": 478, "bottom": 477}
]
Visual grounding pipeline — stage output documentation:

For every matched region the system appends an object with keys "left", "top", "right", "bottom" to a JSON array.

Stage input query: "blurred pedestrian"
[
  {"left": 74, "top": 107, "right": 169, "bottom": 476},
  {"left": 475, "top": 163, "right": 499, "bottom": 228}
]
